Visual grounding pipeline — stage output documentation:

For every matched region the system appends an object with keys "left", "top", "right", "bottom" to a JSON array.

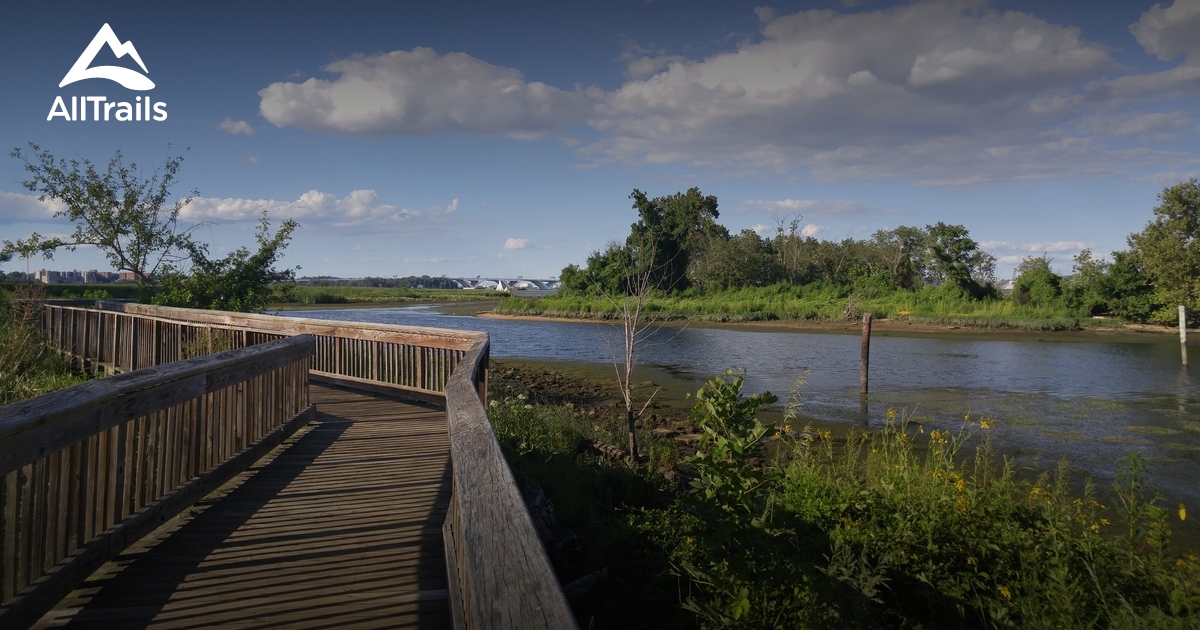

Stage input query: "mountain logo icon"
[{"left": 59, "top": 23, "right": 154, "bottom": 91}]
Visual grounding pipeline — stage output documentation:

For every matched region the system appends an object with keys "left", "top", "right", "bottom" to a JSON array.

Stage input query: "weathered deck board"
[{"left": 32, "top": 384, "right": 452, "bottom": 629}]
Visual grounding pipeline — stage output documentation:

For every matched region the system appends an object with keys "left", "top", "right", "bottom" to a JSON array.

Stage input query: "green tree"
[
  {"left": 3, "top": 143, "right": 197, "bottom": 285},
  {"left": 872, "top": 226, "right": 929, "bottom": 289},
  {"left": 1063, "top": 249, "right": 1112, "bottom": 315},
  {"left": 1127, "top": 178, "right": 1200, "bottom": 324},
  {"left": 1012, "top": 255, "right": 1063, "bottom": 306},
  {"left": 627, "top": 187, "right": 722, "bottom": 292},
  {"left": 152, "top": 213, "right": 298, "bottom": 313},
  {"left": 924, "top": 222, "right": 995, "bottom": 296},
  {"left": 1106, "top": 250, "right": 1156, "bottom": 322}
]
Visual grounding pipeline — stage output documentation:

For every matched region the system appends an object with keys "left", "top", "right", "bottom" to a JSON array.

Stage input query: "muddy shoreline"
[{"left": 478, "top": 310, "right": 1189, "bottom": 344}]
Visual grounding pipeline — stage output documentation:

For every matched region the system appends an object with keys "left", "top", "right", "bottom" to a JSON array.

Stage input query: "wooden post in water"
[
  {"left": 860, "top": 313, "right": 872, "bottom": 396},
  {"left": 1181, "top": 305, "right": 1188, "bottom": 367}
]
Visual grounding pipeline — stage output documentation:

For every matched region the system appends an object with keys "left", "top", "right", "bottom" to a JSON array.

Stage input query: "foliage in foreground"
[
  {"left": 488, "top": 372, "right": 1199, "bottom": 628},
  {"left": 0, "top": 286, "right": 88, "bottom": 405}
]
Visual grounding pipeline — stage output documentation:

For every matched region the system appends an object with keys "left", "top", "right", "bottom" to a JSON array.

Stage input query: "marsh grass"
[
  {"left": 488, "top": 373, "right": 1200, "bottom": 628},
  {"left": 0, "top": 284, "right": 89, "bottom": 405},
  {"left": 284, "top": 285, "right": 507, "bottom": 305},
  {"left": 496, "top": 283, "right": 1105, "bottom": 331}
]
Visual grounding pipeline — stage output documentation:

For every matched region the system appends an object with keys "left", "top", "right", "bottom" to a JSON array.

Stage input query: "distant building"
[{"left": 33, "top": 268, "right": 124, "bottom": 283}]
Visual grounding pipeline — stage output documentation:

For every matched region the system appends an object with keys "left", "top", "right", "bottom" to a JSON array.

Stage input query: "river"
[{"left": 282, "top": 304, "right": 1200, "bottom": 531}]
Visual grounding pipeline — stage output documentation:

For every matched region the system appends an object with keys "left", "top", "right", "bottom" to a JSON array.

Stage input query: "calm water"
[{"left": 283, "top": 305, "right": 1200, "bottom": 517}]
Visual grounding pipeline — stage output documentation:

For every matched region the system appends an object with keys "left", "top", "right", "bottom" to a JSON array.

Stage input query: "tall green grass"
[
  {"left": 0, "top": 286, "right": 89, "bottom": 405},
  {"left": 495, "top": 283, "right": 1096, "bottom": 331},
  {"left": 284, "top": 285, "right": 507, "bottom": 305}
]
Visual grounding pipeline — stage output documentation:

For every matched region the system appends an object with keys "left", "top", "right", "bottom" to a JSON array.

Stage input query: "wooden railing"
[
  {"left": 43, "top": 300, "right": 478, "bottom": 403},
  {"left": 443, "top": 335, "right": 577, "bottom": 630},
  {"left": 0, "top": 334, "right": 316, "bottom": 628},
  {"left": 25, "top": 300, "right": 576, "bottom": 629}
]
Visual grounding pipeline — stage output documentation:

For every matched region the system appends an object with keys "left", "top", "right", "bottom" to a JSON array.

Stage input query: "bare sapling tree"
[{"left": 599, "top": 242, "right": 676, "bottom": 463}]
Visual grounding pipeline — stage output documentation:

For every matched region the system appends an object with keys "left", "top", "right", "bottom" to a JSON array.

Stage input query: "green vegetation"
[
  {"left": 490, "top": 371, "right": 1200, "bottom": 628},
  {"left": 0, "top": 285, "right": 88, "bottom": 405},
  {"left": 280, "top": 285, "right": 507, "bottom": 305},
  {"left": 2, "top": 144, "right": 298, "bottom": 314},
  {"left": 499, "top": 282, "right": 1091, "bottom": 331},
  {"left": 536, "top": 181, "right": 1200, "bottom": 329}
]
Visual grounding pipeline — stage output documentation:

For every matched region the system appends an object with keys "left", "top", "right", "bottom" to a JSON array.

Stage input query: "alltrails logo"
[{"left": 47, "top": 23, "right": 167, "bottom": 122}]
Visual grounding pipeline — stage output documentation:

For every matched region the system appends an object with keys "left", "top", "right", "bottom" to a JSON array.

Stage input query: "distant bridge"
[{"left": 453, "top": 278, "right": 560, "bottom": 291}]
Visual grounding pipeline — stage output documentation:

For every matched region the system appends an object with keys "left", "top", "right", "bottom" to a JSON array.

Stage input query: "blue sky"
[{"left": 1, "top": 0, "right": 1198, "bottom": 281}]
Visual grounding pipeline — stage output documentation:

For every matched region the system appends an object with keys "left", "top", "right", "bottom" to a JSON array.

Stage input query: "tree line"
[{"left": 561, "top": 180, "right": 1200, "bottom": 325}]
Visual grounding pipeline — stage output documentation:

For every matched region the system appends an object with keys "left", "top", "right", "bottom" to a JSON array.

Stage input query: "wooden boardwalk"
[{"left": 32, "top": 384, "right": 453, "bottom": 629}]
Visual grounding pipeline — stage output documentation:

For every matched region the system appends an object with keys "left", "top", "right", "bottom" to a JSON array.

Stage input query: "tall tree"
[
  {"left": 1127, "top": 178, "right": 1200, "bottom": 323},
  {"left": 627, "top": 188, "right": 722, "bottom": 292},
  {"left": 4, "top": 143, "right": 197, "bottom": 285}
]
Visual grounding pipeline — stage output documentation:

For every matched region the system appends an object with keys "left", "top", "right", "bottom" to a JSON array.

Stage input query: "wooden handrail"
[
  {"left": 22, "top": 300, "right": 576, "bottom": 628},
  {"left": 41, "top": 301, "right": 481, "bottom": 402},
  {"left": 0, "top": 335, "right": 316, "bottom": 628},
  {"left": 443, "top": 336, "right": 577, "bottom": 629}
]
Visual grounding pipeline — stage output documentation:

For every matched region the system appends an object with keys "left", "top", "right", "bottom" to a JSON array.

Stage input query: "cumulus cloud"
[
  {"left": 1130, "top": 0, "right": 1200, "bottom": 62},
  {"left": 503, "top": 238, "right": 530, "bottom": 250},
  {"left": 1079, "top": 111, "right": 1193, "bottom": 137},
  {"left": 259, "top": 47, "right": 591, "bottom": 137},
  {"left": 0, "top": 191, "right": 65, "bottom": 223},
  {"left": 800, "top": 223, "right": 825, "bottom": 237},
  {"left": 588, "top": 0, "right": 1118, "bottom": 183},
  {"left": 592, "top": 1, "right": 1200, "bottom": 184},
  {"left": 181, "top": 191, "right": 459, "bottom": 233},
  {"left": 980, "top": 240, "right": 1090, "bottom": 265},
  {"left": 1092, "top": 0, "right": 1200, "bottom": 98},
  {"left": 740, "top": 198, "right": 900, "bottom": 217},
  {"left": 219, "top": 118, "right": 254, "bottom": 135}
]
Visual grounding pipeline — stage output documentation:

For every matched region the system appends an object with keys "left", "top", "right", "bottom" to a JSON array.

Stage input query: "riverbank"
[
  {"left": 489, "top": 363, "right": 1200, "bottom": 628},
  {"left": 480, "top": 309, "right": 1189, "bottom": 343}
]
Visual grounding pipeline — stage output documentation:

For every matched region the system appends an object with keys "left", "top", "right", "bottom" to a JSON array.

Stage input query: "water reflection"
[{"left": 281, "top": 306, "right": 1198, "bottom": 513}]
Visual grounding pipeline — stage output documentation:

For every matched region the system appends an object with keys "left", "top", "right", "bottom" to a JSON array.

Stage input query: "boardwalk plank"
[{"left": 33, "top": 384, "right": 452, "bottom": 630}]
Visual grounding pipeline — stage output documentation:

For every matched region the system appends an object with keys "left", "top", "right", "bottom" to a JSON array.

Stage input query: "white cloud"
[
  {"left": 245, "top": 155, "right": 261, "bottom": 164},
  {"left": 219, "top": 118, "right": 254, "bottom": 135},
  {"left": 258, "top": 47, "right": 591, "bottom": 137},
  {"left": 800, "top": 223, "right": 825, "bottom": 237},
  {"left": 751, "top": 223, "right": 771, "bottom": 236},
  {"left": 980, "top": 240, "right": 1089, "bottom": 254},
  {"left": 1130, "top": 0, "right": 1200, "bottom": 62},
  {"left": 588, "top": 1, "right": 1118, "bottom": 183},
  {"left": 0, "top": 191, "right": 65, "bottom": 223},
  {"left": 1079, "top": 111, "right": 1193, "bottom": 137},
  {"left": 403, "top": 257, "right": 446, "bottom": 263},
  {"left": 740, "top": 198, "right": 899, "bottom": 217},
  {"left": 503, "top": 238, "right": 529, "bottom": 251},
  {"left": 181, "top": 191, "right": 459, "bottom": 234},
  {"left": 1091, "top": 0, "right": 1200, "bottom": 98}
]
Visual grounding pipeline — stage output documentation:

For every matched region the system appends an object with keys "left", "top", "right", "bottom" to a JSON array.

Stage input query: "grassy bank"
[
  {"left": 496, "top": 283, "right": 1113, "bottom": 332},
  {"left": 489, "top": 368, "right": 1199, "bottom": 628},
  {"left": 277, "top": 285, "right": 507, "bottom": 306}
]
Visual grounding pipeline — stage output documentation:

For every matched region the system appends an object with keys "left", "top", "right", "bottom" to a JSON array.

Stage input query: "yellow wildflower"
[
  {"left": 1180, "top": 504, "right": 1188, "bottom": 522},
  {"left": 955, "top": 478, "right": 967, "bottom": 493},
  {"left": 997, "top": 585, "right": 1012, "bottom": 600},
  {"left": 980, "top": 418, "right": 993, "bottom": 430},
  {"left": 886, "top": 407, "right": 897, "bottom": 420},
  {"left": 1090, "top": 523, "right": 1100, "bottom": 533}
]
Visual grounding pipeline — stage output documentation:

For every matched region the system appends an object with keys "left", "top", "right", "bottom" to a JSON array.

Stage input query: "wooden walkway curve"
[{"left": 31, "top": 384, "right": 452, "bottom": 629}]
